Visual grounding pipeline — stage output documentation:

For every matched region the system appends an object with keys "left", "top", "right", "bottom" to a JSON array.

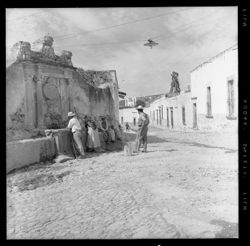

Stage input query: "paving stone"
[{"left": 7, "top": 130, "right": 238, "bottom": 238}]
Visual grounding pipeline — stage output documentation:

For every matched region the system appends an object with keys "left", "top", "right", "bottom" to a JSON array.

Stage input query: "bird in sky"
[{"left": 144, "top": 39, "right": 159, "bottom": 49}]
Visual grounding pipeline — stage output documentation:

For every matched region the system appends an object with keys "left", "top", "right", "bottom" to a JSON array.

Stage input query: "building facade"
[
  {"left": 190, "top": 44, "right": 238, "bottom": 130},
  {"left": 124, "top": 96, "right": 137, "bottom": 107},
  {"left": 6, "top": 36, "right": 120, "bottom": 141},
  {"left": 149, "top": 44, "right": 238, "bottom": 131},
  {"left": 149, "top": 92, "right": 192, "bottom": 130},
  {"left": 119, "top": 107, "right": 150, "bottom": 126}
]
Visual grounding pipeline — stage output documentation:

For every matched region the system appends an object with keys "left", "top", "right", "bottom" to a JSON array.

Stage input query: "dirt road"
[{"left": 7, "top": 127, "right": 238, "bottom": 239}]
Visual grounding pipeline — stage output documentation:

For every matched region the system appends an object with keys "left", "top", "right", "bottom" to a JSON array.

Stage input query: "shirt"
[
  {"left": 138, "top": 113, "right": 149, "bottom": 128},
  {"left": 67, "top": 117, "right": 82, "bottom": 133}
]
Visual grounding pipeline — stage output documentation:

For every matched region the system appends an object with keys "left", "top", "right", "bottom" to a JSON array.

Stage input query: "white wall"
[
  {"left": 124, "top": 96, "right": 136, "bottom": 107},
  {"left": 149, "top": 93, "right": 192, "bottom": 129},
  {"left": 119, "top": 107, "right": 150, "bottom": 126},
  {"left": 191, "top": 45, "right": 238, "bottom": 117}
]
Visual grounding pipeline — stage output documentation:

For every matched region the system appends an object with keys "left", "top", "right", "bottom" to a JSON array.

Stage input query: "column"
[
  {"left": 36, "top": 76, "right": 45, "bottom": 128},
  {"left": 24, "top": 75, "right": 36, "bottom": 128}
]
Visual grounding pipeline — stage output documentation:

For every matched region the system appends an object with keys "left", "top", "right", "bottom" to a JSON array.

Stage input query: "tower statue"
[
  {"left": 41, "top": 35, "right": 55, "bottom": 59},
  {"left": 166, "top": 71, "right": 181, "bottom": 98}
]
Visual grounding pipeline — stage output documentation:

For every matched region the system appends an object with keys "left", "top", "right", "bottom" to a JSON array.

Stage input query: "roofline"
[
  {"left": 118, "top": 91, "right": 127, "bottom": 96},
  {"left": 190, "top": 43, "right": 238, "bottom": 73}
]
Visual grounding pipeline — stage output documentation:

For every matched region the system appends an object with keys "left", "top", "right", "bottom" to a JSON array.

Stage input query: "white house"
[
  {"left": 149, "top": 92, "right": 192, "bottom": 130},
  {"left": 190, "top": 44, "right": 238, "bottom": 130},
  {"left": 124, "top": 96, "right": 137, "bottom": 107},
  {"left": 149, "top": 44, "right": 238, "bottom": 131},
  {"left": 119, "top": 106, "right": 150, "bottom": 126}
]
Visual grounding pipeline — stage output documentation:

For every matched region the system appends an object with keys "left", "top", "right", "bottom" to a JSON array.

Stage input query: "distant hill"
[{"left": 119, "top": 93, "right": 164, "bottom": 109}]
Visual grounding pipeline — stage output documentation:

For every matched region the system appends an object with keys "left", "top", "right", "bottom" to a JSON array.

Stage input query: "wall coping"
[{"left": 7, "top": 136, "right": 53, "bottom": 145}]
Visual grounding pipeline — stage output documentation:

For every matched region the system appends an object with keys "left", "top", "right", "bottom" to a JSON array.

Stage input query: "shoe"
[{"left": 77, "top": 155, "right": 86, "bottom": 159}]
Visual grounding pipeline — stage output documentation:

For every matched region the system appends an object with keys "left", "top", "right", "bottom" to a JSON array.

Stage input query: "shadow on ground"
[
  {"left": 179, "top": 141, "right": 237, "bottom": 152},
  {"left": 124, "top": 132, "right": 168, "bottom": 144},
  {"left": 146, "top": 149, "right": 178, "bottom": 153},
  {"left": 7, "top": 170, "right": 74, "bottom": 192},
  {"left": 210, "top": 219, "right": 238, "bottom": 238}
]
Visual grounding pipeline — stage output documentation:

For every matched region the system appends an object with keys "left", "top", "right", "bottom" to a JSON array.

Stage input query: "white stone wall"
[
  {"left": 6, "top": 62, "right": 119, "bottom": 141},
  {"left": 7, "top": 136, "right": 56, "bottom": 173}
]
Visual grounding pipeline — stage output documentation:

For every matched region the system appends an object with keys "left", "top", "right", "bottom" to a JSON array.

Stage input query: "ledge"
[
  {"left": 7, "top": 137, "right": 56, "bottom": 173},
  {"left": 226, "top": 116, "right": 237, "bottom": 120},
  {"left": 205, "top": 115, "right": 214, "bottom": 119}
]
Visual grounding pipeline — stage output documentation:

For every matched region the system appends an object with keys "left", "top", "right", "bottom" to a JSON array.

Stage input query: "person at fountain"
[
  {"left": 67, "top": 112, "right": 85, "bottom": 158},
  {"left": 115, "top": 123, "right": 123, "bottom": 141},
  {"left": 109, "top": 125, "right": 116, "bottom": 143},
  {"left": 135, "top": 105, "right": 150, "bottom": 153},
  {"left": 87, "top": 120, "right": 101, "bottom": 152}
]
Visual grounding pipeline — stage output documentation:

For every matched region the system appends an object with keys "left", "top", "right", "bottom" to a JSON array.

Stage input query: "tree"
[{"left": 135, "top": 99, "right": 146, "bottom": 107}]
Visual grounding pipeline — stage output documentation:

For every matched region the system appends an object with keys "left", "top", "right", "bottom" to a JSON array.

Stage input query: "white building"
[
  {"left": 190, "top": 44, "right": 238, "bottom": 130},
  {"left": 119, "top": 107, "right": 150, "bottom": 126},
  {"left": 149, "top": 44, "right": 238, "bottom": 131},
  {"left": 124, "top": 96, "right": 137, "bottom": 107},
  {"left": 149, "top": 92, "right": 192, "bottom": 130},
  {"left": 119, "top": 44, "right": 238, "bottom": 131}
]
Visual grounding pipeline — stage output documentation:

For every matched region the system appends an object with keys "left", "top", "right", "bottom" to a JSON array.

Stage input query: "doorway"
[
  {"left": 182, "top": 106, "right": 186, "bottom": 125},
  {"left": 133, "top": 117, "right": 136, "bottom": 126},
  {"left": 159, "top": 107, "right": 162, "bottom": 125},
  {"left": 228, "top": 80, "right": 234, "bottom": 117},
  {"left": 170, "top": 107, "right": 174, "bottom": 128},
  {"left": 193, "top": 103, "right": 197, "bottom": 129},
  {"left": 207, "top": 86, "right": 212, "bottom": 117},
  {"left": 167, "top": 108, "right": 169, "bottom": 127},
  {"left": 156, "top": 109, "right": 159, "bottom": 125}
]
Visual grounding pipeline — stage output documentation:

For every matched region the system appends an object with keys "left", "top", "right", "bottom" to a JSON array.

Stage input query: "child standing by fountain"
[{"left": 87, "top": 121, "right": 101, "bottom": 152}]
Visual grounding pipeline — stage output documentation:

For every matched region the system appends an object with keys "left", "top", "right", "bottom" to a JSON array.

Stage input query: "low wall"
[
  {"left": 196, "top": 114, "right": 238, "bottom": 131},
  {"left": 6, "top": 128, "right": 119, "bottom": 173},
  {"left": 45, "top": 128, "right": 106, "bottom": 153},
  {"left": 7, "top": 136, "right": 56, "bottom": 173}
]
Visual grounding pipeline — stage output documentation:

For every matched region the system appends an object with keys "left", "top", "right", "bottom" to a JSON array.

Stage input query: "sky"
[{"left": 6, "top": 7, "right": 237, "bottom": 97}]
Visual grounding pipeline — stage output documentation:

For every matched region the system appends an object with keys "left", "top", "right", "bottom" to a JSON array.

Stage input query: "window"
[
  {"left": 193, "top": 103, "right": 197, "bottom": 129},
  {"left": 159, "top": 107, "right": 162, "bottom": 125},
  {"left": 156, "top": 109, "right": 159, "bottom": 124},
  {"left": 182, "top": 107, "right": 186, "bottom": 125},
  {"left": 166, "top": 108, "right": 169, "bottom": 127},
  {"left": 170, "top": 107, "right": 174, "bottom": 128},
  {"left": 227, "top": 80, "right": 235, "bottom": 119},
  {"left": 206, "top": 86, "right": 212, "bottom": 118}
]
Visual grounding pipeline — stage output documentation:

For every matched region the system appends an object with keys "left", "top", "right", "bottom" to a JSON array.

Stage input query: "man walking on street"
[{"left": 135, "top": 105, "right": 150, "bottom": 153}]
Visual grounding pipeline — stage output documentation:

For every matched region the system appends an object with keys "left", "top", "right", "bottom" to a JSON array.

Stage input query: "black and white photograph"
[{"left": 6, "top": 6, "right": 240, "bottom": 239}]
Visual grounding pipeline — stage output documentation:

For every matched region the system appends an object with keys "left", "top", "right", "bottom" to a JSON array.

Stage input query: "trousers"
[
  {"left": 73, "top": 130, "right": 85, "bottom": 156},
  {"left": 135, "top": 126, "right": 148, "bottom": 152}
]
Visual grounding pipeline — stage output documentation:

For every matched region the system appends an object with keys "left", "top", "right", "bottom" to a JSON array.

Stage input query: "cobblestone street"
[{"left": 7, "top": 128, "right": 238, "bottom": 239}]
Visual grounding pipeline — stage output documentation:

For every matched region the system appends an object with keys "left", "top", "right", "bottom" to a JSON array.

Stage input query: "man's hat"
[
  {"left": 68, "top": 112, "right": 76, "bottom": 117},
  {"left": 137, "top": 105, "right": 144, "bottom": 110}
]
